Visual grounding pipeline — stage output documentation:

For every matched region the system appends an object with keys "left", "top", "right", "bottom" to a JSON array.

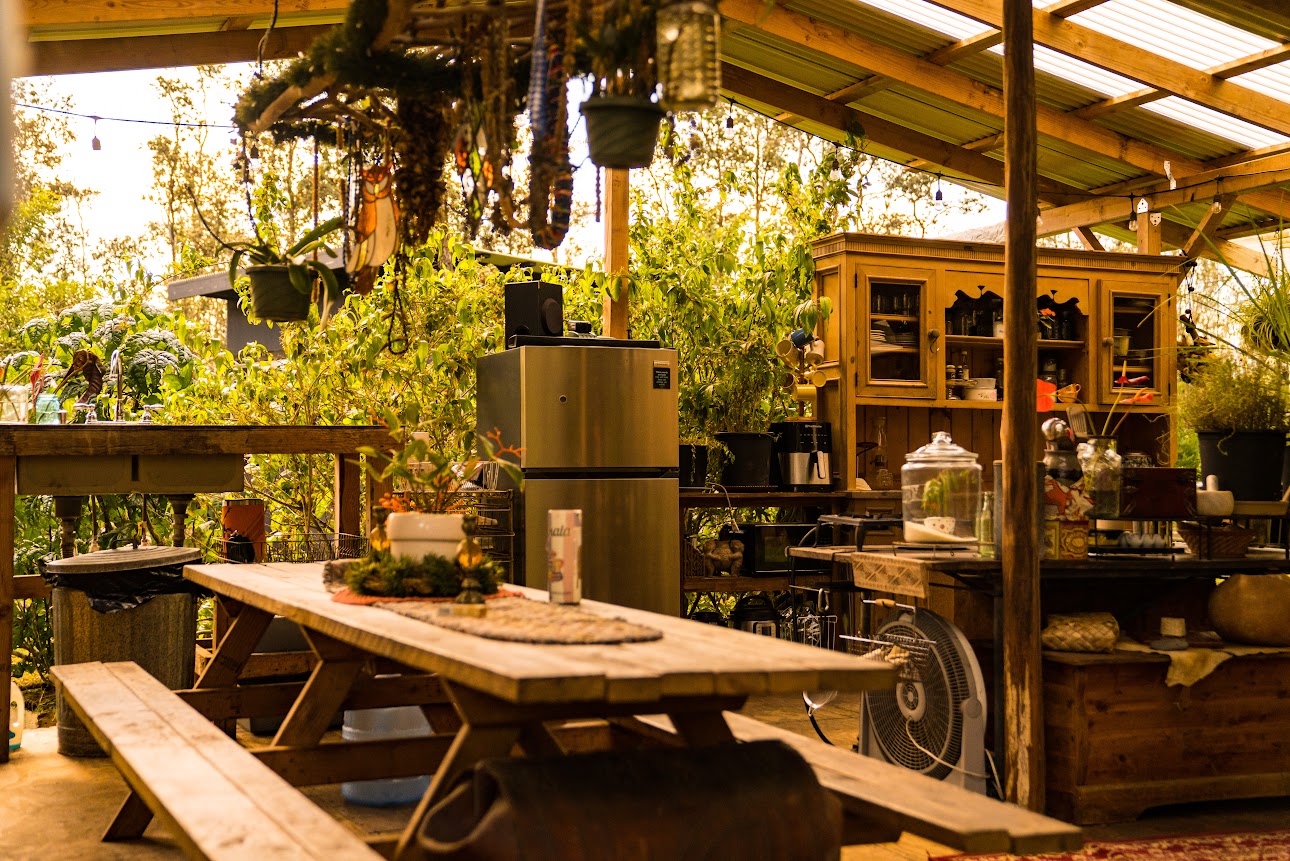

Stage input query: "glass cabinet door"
[
  {"left": 858, "top": 269, "right": 935, "bottom": 399},
  {"left": 1097, "top": 281, "right": 1172, "bottom": 406}
]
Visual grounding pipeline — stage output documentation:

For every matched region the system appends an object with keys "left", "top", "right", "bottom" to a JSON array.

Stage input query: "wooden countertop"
[{"left": 0, "top": 424, "right": 395, "bottom": 456}]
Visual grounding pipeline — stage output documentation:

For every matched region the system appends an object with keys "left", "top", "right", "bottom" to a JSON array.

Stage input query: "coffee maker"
[{"left": 771, "top": 420, "right": 832, "bottom": 491}]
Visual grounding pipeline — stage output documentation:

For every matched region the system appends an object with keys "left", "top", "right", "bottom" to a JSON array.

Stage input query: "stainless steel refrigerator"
[{"left": 477, "top": 343, "right": 680, "bottom": 616}]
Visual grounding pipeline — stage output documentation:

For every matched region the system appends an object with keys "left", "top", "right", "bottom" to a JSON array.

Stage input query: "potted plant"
[
  {"left": 360, "top": 410, "right": 522, "bottom": 562},
  {"left": 226, "top": 216, "right": 345, "bottom": 323},
  {"left": 1177, "top": 354, "right": 1290, "bottom": 500},
  {"left": 575, "top": 0, "right": 666, "bottom": 170}
]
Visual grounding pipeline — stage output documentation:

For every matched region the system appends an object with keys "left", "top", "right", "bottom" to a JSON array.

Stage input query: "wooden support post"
[
  {"left": 334, "top": 451, "right": 362, "bottom": 538},
  {"left": 1137, "top": 209, "right": 1163, "bottom": 255},
  {"left": 0, "top": 456, "right": 13, "bottom": 764},
  {"left": 602, "top": 168, "right": 631, "bottom": 340},
  {"left": 166, "top": 495, "right": 193, "bottom": 547},
  {"left": 53, "top": 496, "right": 83, "bottom": 558},
  {"left": 1002, "top": 0, "right": 1044, "bottom": 811}
]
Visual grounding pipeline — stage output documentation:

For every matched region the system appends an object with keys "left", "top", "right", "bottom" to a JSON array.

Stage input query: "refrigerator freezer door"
[
  {"left": 477, "top": 345, "right": 678, "bottom": 471},
  {"left": 524, "top": 477, "right": 679, "bottom": 616}
]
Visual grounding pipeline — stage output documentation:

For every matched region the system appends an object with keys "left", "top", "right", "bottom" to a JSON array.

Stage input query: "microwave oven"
[{"left": 719, "top": 522, "right": 828, "bottom": 577}]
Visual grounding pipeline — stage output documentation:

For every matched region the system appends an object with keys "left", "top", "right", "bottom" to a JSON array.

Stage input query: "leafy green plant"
[
  {"left": 1177, "top": 354, "right": 1290, "bottom": 433},
  {"left": 224, "top": 215, "right": 344, "bottom": 305},
  {"left": 344, "top": 548, "right": 504, "bottom": 598}
]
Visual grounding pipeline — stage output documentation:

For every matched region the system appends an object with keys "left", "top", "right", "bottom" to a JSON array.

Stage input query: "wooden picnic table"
[
  {"left": 0, "top": 424, "right": 393, "bottom": 764},
  {"left": 182, "top": 560, "right": 900, "bottom": 859}
]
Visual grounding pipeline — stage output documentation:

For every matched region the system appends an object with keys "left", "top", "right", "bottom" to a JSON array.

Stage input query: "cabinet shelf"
[
  {"left": 871, "top": 313, "right": 919, "bottom": 322},
  {"left": 943, "top": 335, "right": 1084, "bottom": 350},
  {"left": 870, "top": 345, "right": 919, "bottom": 355}
]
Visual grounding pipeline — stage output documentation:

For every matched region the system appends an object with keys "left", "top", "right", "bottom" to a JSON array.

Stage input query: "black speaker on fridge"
[{"left": 505, "top": 281, "right": 564, "bottom": 346}]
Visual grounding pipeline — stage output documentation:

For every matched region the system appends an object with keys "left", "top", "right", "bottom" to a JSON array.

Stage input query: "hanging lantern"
[{"left": 656, "top": 0, "right": 721, "bottom": 112}]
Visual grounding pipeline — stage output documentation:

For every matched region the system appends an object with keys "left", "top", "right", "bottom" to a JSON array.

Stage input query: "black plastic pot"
[
  {"left": 716, "top": 432, "right": 774, "bottom": 491},
  {"left": 580, "top": 96, "right": 665, "bottom": 170},
  {"left": 247, "top": 264, "right": 311, "bottom": 322},
  {"left": 679, "top": 444, "right": 709, "bottom": 489},
  {"left": 1197, "top": 429, "right": 1287, "bottom": 501}
]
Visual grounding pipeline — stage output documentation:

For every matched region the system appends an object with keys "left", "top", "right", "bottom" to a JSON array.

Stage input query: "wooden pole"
[
  {"left": 602, "top": 168, "right": 631, "bottom": 340},
  {"left": 1001, "top": 0, "right": 1044, "bottom": 811}
]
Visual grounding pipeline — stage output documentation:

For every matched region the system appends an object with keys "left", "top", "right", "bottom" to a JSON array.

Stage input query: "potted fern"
[{"left": 1177, "top": 355, "right": 1290, "bottom": 500}]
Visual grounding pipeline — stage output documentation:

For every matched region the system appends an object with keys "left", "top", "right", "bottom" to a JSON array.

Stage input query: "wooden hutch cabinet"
[{"left": 812, "top": 234, "right": 1186, "bottom": 490}]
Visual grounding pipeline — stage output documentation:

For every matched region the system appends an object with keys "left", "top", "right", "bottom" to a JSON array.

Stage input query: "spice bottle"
[{"left": 977, "top": 491, "right": 996, "bottom": 559}]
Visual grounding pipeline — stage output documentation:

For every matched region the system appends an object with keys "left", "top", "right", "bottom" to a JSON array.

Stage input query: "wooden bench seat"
[
  {"left": 52, "top": 661, "right": 383, "bottom": 861},
  {"left": 628, "top": 711, "right": 1082, "bottom": 857}
]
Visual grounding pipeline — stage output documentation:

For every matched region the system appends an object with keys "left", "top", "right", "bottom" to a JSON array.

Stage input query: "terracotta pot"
[
  {"left": 385, "top": 512, "right": 464, "bottom": 562},
  {"left": 1208, "top": 573, "right": 1290, "bottom": 646}
]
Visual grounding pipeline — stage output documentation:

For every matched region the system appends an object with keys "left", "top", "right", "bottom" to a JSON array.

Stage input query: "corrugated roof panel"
[
  {"left": 1232, "top": 65, "right": 1290, "bottom": 105},
  {"left": 1142, "top": 96, "right": 1288, "bottom": 149},
  {"left": 1028, "top": 46, "right": 1143, "bottom": 98},
  {"left": 1097, "top": 108, "right": 1248, "bottom": 161},
  {"left": 1068, "top": 0, "right": 1276, "bottom": 71},
  {"left": 849, "top": 0, "right": 984, "bottom": 40},
  {"left": 785, "top": 0, "right": 955, "bottom": 54}
]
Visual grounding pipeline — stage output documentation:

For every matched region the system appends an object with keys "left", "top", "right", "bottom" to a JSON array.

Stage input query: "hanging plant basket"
[
  {"left": 246, "top": 265, "right": 312, "bottom": 323},
  {"left": 580, "top": 96, "right": 666, "bottom": 170}
]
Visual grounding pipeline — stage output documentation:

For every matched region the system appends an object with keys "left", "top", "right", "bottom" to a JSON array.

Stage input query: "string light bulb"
[
  {"left": 90, "top": 116, "right": 101, "bottom": 151},
  {"left": 723, "top": 98, "right": 736, "bottom": 140},
  {"left": 829, "top": 146, "right": 842, "bottom": 183},
  {"left": 934, "top": 174, "right": 944, "bottom": 203}
]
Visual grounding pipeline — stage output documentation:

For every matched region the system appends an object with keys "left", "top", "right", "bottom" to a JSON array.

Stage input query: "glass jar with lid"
[{"left": 901, "top": 431, "right": 982, "bottom": 543}]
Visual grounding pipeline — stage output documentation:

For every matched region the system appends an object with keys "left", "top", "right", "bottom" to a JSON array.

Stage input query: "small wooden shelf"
[
  {"left": 870, "top": 345, "right": 919, "bottom": 355},
  {"left": 871, "top": 313, "right": 919, "bottom": 322},
  {"left": 944, "top": 336, "right": 1084, "bottom": 350}
]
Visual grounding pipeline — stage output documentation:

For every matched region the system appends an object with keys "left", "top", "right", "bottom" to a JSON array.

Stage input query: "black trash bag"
[
  {"left": 40, "top": 552, "right": 210, "bottom": 614},
  {"left": 419, "top": 740, "right": 842, "bottom": 861}
]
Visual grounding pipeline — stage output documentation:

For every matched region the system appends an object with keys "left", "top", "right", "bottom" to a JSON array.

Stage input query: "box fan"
[{"left": 851, "top": 605, "right": 989, "bottom": 794}]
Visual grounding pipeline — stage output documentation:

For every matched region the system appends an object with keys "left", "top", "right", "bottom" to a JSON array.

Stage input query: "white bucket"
[
  {"left": 9, "top": 680, "right": 23, "bottom": 752},
  {"left": 340, "top": 703, "right": 432, "bottom": 806}
]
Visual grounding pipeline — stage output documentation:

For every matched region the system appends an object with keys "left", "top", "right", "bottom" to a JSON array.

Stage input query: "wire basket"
[
  {"left": 843, "top": 632, "right": 935, "bottom": 682},
  {"left": 266, "top": 533, "right": 368, "bottom": 564},
  {"left": 789, "top": 612, "right": 838, "bottom": 650}
]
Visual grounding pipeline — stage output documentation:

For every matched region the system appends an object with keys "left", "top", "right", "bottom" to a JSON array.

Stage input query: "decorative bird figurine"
[{"left": 57, "top": 350, "right": 104, "bottom": 401}]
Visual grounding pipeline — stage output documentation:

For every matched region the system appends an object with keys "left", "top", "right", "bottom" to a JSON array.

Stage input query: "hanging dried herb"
[{"left": 394, "top": 92, "right": 454, "bottom": 248}]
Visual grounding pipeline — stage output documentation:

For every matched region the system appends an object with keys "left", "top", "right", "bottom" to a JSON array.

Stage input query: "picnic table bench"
[{"left": 52, "top": 660, "right": 383, "bottom": 861}]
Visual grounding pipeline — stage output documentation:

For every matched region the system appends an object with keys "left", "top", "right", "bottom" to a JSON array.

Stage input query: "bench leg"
[{"left": 103, "top": 791, "right": 154, "bottom": 841}]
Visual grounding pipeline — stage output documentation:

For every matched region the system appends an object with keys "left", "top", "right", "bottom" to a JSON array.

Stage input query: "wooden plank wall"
[{"left": 857, "top": 405, "right": 1005, "bottom": 489}]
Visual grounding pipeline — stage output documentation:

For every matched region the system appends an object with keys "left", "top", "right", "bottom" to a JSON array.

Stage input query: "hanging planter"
[
  {"left": 580, "top": 96, "right": 665, "bottom": 170},
  {"left": 246, "top": 265, "right": 312, "bottom": 323}
]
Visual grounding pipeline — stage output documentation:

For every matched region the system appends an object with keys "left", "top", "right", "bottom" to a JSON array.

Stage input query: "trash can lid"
[{"left": 45, "top": 546, "right": 201, "bottom": 574}]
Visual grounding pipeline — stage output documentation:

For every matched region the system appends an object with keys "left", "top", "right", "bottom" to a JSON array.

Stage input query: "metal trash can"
[{"left": 44, "top": 546, "right": 205, "bottom": 757}]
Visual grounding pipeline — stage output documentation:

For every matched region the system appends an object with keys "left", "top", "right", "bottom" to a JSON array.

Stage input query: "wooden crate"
[{"left": 1044, "top": 650, "right": 1290, "bottom": 824}]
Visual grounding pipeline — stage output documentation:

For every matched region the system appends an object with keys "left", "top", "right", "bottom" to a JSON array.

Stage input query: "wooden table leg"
[
  {"left": 196, "top": 604, "right": 273, "bottom": 689},
  {"left": 271, "top": 630, "right": 366, "bottom": 748},
  {"left": 0, "top": 455, "right": 14, "bottom": 765}
]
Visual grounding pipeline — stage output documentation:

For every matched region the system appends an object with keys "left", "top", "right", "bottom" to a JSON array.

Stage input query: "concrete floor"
[{"left": 5, "top": 692, "right": 1290, "bottom": 860}]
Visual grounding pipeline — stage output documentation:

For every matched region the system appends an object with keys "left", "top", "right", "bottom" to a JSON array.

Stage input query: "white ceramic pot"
[{"left": 385, "top": 512, "right": 464, "bottom": 562}]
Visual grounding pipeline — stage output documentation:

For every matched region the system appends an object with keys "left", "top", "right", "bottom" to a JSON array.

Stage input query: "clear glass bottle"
[
  {"left": 872, "top": 416, "right": 894, "bottom": 489},
  {"left": 1077, "top": 436, "right": 1122, "bottom": 520},
  {"left": 977, "top": 491, "right": 995, "bottom": 558},
  {"left": 656, "top": 1, "right": 721, "bottom": 111}
]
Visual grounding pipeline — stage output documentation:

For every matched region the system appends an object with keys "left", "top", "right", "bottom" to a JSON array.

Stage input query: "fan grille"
[{"left": 865, "top": 610, "right": 972, "bottom": 779}]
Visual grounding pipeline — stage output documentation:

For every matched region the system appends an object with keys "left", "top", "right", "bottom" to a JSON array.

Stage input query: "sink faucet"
[{"left": 108, "top": 349, "right": 124, "bottom": 422}]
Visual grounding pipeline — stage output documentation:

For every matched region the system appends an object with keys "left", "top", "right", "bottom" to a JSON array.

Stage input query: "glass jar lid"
[{"left": 904, "top": 430, "right": 979, "bottom": 465}]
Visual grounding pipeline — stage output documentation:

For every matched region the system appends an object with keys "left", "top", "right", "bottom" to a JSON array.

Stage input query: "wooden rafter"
[
  {"left": 22, "top": 0, "right": 348, "bottom": 29},
  {"left": 29, "top": 26, "right": 329, "bottom": 76},
  {"left": 723, "top": 64, "right": 1086, "bottom": 205},
  {"left": 924, "top": 0, "right": 1290, "bottom": 137},
  {"left": 1180, "top": 194, "right": 1235, "bottom": 258},
  {"left": 1157, "top": 219, "right": 1271, "bottom": 279}
]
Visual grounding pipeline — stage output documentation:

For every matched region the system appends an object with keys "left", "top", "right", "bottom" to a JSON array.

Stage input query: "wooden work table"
[{"left": 0, "top": 423, "right": 394, "bottom": 764}]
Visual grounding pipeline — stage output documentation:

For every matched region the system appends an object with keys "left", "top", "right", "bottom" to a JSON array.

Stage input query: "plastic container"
[
  {"left": 341, "top": 701, "right": 432, "bottom": 806},
  {"left": 901, "top": 431, "right": 982, "bottom": 543},
  {"left": 9, "top": 680, "right": 23, "bottom": 752}
]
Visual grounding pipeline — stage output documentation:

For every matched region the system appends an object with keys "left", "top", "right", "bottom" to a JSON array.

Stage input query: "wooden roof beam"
[
  {"left": 723, "top": 64, "right": 1085, "bottom": 205},
  {"left": 1157, "top": 219, "right": 1271, "bottom": 279},
  {"left": 28, "top": 26, "right": 328, "bottom": 75},
  {"left": 719, "top": 0, "right": 1210, "bottom": 179},
  {"left": 1180, "top": 194, "right": 1236, "bottom": 259},
  {"left": 1072, "top": 43, "right": 1290, "bottom": 122},
  {"left": 22, "top": 0, "right": 349, "bottom": 28},
  {"left": 924, "top": 0, "right": 1290, "bottom": 137}
]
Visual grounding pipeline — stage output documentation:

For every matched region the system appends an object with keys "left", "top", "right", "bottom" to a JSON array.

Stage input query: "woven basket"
[
  {"left": 682, "top": 538, "right": 707, "bottom": 581},
  {"left": 1041, "top": 612, "right": 1120, "bottom": 653},
  {"left": 1177, "top": 522, "right": 1256, "bottom": 559}
]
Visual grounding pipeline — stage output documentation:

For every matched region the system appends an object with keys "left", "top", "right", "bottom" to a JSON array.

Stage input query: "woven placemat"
[{"left": 382, "top": 596, "right": 664, "bottom": 644}]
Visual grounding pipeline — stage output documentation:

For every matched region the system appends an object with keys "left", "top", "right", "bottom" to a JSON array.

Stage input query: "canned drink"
[{"left": 546, "top": 509, "right": 582, "bottom": 605}]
